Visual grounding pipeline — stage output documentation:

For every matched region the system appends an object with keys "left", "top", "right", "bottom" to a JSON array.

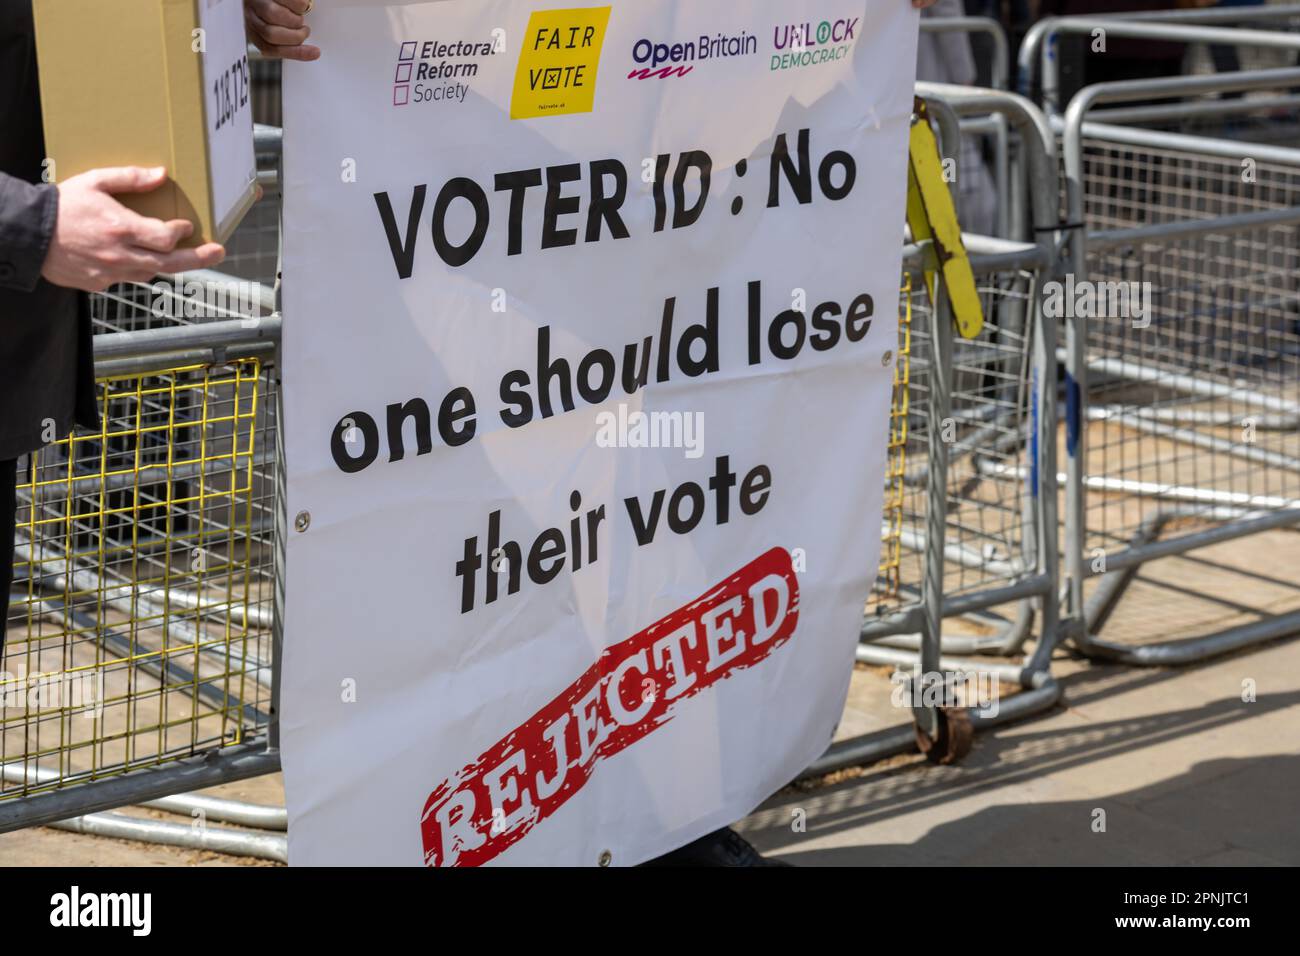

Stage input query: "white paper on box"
[{"left": 198, "top": 0, "right": 257, "bottom": 231}]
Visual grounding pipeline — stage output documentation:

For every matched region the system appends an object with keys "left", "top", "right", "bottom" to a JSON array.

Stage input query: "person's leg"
[
  {"left": 641, "top": 827, "right": 791, "bottom": 867},
  {"left": 0, "top": 458, "right": 17, "bottom": 656}
]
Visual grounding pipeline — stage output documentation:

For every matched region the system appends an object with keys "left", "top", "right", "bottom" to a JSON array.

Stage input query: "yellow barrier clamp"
[{"left": 907, "top": 97, "right": 984, "bottom": 340}]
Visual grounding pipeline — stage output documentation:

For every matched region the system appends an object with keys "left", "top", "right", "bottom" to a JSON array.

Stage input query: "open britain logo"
[{"left": 626, "top": 29, "right": 758, "bottom": 80}]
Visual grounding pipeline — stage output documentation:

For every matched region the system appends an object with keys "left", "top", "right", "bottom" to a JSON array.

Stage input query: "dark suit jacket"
[
  {"left": 1037, "top": 0, "right": 1185, "bottom": 61},
  {"left": 0, "top": 0, "right": 97, "bottom": 461}
]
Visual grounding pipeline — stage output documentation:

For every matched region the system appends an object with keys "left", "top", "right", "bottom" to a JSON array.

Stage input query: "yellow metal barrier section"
[
  {"left": 872, "top": 279, "right": 913, "bottom": 609},
  {"left": 1, "top": 358, "right": 274, "bottom": 800}
]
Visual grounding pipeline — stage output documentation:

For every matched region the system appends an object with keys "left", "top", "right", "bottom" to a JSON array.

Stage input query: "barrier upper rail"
[
  {"left": 1020, "top": 17, "right": 1300, "bottom": 114},
  {"left": 1103, "top": 3, "right": 1300, "bottom": 23}
]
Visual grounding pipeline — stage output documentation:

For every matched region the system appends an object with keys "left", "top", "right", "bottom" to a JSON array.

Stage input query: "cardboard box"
[{"left": 33, "top": 0, "right": 258, "bottom": 247}]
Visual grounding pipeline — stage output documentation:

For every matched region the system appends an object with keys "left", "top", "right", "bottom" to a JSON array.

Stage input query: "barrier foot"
[
  {"left": 799, "top": 673, "right": 1060, "bottom": 780},
  {"left": 1072, "top": 609, "right": 1300, "bottom": 667},
  {"left": 914, "top": 706, "right": 973, "bottom": 764}
]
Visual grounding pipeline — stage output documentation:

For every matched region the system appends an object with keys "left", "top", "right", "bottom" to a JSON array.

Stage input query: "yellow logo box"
[{"left": 511, "top": 6, "right": 612, "bottom": 120}]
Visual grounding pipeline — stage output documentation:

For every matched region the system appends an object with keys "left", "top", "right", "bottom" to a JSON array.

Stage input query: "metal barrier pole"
[
  {"left": 2, "top": 763, "right": 285, "bottom": 828},
  {"left": 872, "top": 107, "right": 1035, "bottom": 653},
  {"left": 0, "top": 742, "right": 279, "bottom": 833},
  {"left": 1079, "top": 120, "right": 1300, "bottom": 166},
  {"left": 915, "top": 282, "right": 954, "bottom": 742},
  {"left": 49, "top": 810, "right": 286, "bottom": 862},
  {"left": 1107, "top": 3, "right": 1300, "bottom": 23},
  {"left": 268, "top": 220, "right": 286, "bottom": 757},
  {"left": 1090, "top": 94, "right": 1300, "bottom": 127},
  {"left": 1089, "top": 204, "right": 1300, "bottom": 256}
]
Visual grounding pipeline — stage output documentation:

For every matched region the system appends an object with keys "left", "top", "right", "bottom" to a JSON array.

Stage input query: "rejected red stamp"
[{"left": 420, "top": 546, "right": 800, "bottom": 866}]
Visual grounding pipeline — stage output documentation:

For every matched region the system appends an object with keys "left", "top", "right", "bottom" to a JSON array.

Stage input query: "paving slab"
[{"left": 740, "top": 632, "right": 1300, "bottom": 866}]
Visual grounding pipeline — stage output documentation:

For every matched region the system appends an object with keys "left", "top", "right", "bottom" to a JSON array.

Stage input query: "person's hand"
[
  {"left": 245, "top": 0, "right": 321, "bottom": 61},
  {"left": 40, "top": 167, "right": 225, "bottom": 293},
  {"left": 912, "top": 0, "right": 940, "bottom": 7}
]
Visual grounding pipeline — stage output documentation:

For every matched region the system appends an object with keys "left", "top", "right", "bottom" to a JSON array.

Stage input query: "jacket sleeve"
[{"left": 0, "top": 171, "right": 59, "bottom": 293}]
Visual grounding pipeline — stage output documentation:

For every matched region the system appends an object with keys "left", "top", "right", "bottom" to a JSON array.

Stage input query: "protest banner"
[{"left": 280, "top": 0, "right": 918, "bottom": 865}]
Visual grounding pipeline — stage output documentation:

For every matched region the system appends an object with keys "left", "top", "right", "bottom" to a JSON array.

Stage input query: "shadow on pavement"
[{"left": 742, "top": 690, "right": 1300, "bottom": 866}]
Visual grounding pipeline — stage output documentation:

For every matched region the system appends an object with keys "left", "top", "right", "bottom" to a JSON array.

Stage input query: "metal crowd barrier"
[
  {"left": 0, "top": 270, "right": 283, "bottom": 836},
  {"left": 1056, "top": 65, "right": 1300, "bottom": 666},
  {"left": 816, "top": 85, "right": 1066, "bottom": 774},
  {"left": 1010, "top": 11, "right": 1300, "bottom": 665}
]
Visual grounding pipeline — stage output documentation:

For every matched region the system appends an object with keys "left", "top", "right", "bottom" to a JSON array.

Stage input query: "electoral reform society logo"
[
  {"left": 510, "top": 6, "right": 611, "bottom": 119},
  {"left": 393, "top": 35, "right": 501, "bottom": 107}
]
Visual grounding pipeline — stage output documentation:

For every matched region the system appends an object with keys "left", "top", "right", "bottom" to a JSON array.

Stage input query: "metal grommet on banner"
[
  {"left": 294, "top": 511, "right": 311, "bottom": 532},
  {"left": 598, "top": 850, "right": 612, "bottom": 867}
]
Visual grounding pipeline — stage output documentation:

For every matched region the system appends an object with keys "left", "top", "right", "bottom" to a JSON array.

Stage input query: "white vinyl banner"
[{"left": 281, "top": 0, "right": 918, "bottom": 866}]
